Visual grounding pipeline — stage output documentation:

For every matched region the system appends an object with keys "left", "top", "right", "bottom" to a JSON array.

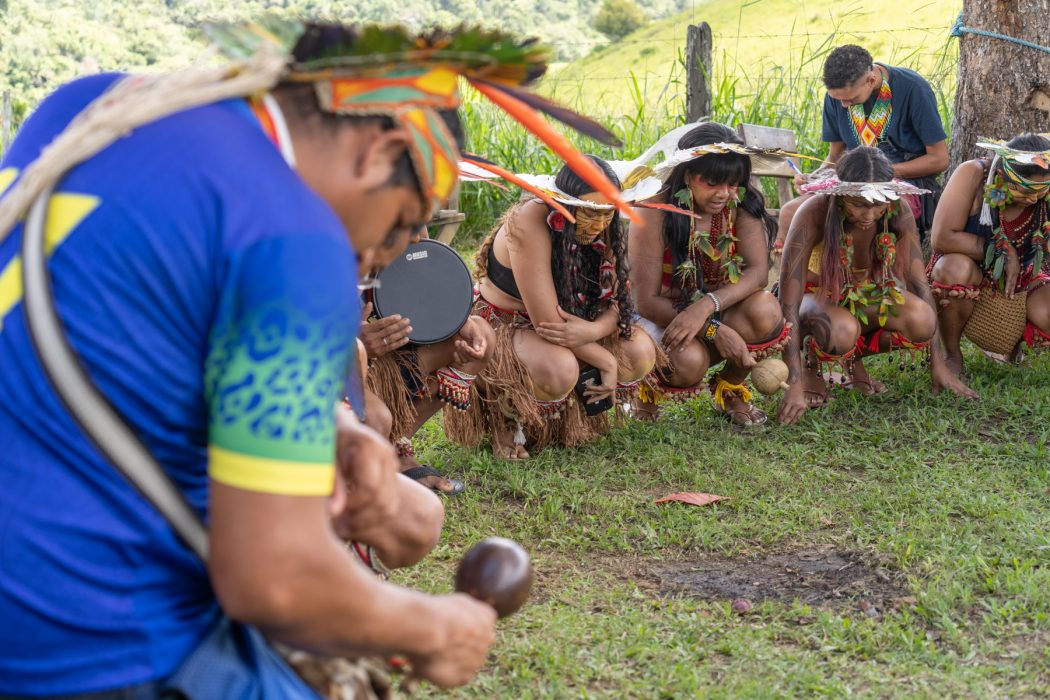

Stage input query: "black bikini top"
[{"left": 486, "top": 244, "right": 522, "bottom": 300}]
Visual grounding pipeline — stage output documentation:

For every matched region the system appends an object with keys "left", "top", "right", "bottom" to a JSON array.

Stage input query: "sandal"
[
  {"left": 394, "top": 436, "right": 465, "bottom": 496},
  {"left": 710, "top": 375, "right": 768, "bottom": 427},
  {"left": 401, "top": 465, "right": 465, "bottom": 497}
]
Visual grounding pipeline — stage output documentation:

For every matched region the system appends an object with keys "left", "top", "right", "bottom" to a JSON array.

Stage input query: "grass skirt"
[{"left": 444, "top": 299, "right": 648, "bottom": 451}]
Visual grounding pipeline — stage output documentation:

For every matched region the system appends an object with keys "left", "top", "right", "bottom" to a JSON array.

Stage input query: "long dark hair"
[
  {"left": 660, "top": 122, "right": 774, "bottom": 294},
  {"left": 551, "top": 156, "right": 633, "bottom": 339},
  {"left": 819, "top": 147, "right": 905, "bottom": 299}
]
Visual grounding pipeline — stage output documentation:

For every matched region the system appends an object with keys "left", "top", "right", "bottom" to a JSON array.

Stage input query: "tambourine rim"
[{"left": 372, "top": 239, "right": 473, "bottom": 345}]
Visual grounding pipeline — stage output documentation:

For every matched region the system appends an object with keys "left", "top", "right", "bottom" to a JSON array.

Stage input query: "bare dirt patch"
[{"left": 650, "top": 545, "right": 909, "bottom": 610}]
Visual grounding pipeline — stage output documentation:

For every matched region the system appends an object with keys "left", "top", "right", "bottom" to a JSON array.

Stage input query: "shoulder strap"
[{"left": 20, "top": 185, "right": 209, "bottom": 562}]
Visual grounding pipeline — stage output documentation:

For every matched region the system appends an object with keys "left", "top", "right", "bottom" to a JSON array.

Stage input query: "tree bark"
[{"left": 949, "top": 0, "right": 1050, "bottom": 172}]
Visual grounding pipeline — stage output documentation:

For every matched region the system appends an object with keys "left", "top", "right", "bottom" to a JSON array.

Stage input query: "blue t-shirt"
[
  {"left": 821, "top": 64, "right": 947, "bottom": 164},
  {"left": 0, "top": 75, "right": 358, "bottom": 694}
]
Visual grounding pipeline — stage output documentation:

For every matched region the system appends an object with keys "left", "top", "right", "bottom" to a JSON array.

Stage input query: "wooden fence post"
[
  {"left": 1, "top": 91, "right": 11, "bottom": 156},
  {"left": 685, "top": 22, "right": 712, "bottom": 123}
]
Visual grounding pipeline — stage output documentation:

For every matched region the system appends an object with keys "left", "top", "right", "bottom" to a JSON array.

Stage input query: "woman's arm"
[
  {"left": 508, "top": 201, "right": 613, "bottom": 356},
  {"left": 776, "top": 196, "right": 825, "bottom": 424},
  {"left": 930, "top": 160, "right": 986, "bottom": 260},
  {"left": 628, "top": 206, "right": 680, "bottom": 327},
  {"left": 779, "top": 197, "right": 824, "bottom": 386}
]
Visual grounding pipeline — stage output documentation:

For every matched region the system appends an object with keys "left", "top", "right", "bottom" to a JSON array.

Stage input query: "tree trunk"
[{"left": 949, "top": 0, "right": 1050, "bottom": 172}]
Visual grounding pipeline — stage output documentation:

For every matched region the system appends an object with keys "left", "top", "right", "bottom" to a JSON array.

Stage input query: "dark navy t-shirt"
[
  {"left": 0, "top": 75, "right": 358, "bottom": 694},
  {"left": 821, "top": 64, "right": 947, "bottom": 164}
]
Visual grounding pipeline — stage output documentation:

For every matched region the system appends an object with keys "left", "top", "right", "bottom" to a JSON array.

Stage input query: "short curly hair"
[{"left": 823, "top": 45, "right": 874, "bottom": 89}]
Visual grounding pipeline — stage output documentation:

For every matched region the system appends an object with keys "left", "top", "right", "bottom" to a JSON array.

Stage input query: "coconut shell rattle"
[{"left": 751, "top": 358, "right": 790, "bottom": 395}]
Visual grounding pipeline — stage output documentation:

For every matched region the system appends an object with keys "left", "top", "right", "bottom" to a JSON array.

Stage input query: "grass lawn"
[
  {"left": 397, "top": 346, "right": 1050, "bottom": 698},
  {"left": 546, "top": 0, "right": 963, "bottom": 115}
]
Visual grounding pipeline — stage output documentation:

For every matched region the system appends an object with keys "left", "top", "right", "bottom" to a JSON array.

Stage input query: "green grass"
[
  {"left": 395, "top": 347, "right": 1050, "bottom": 698},
  {"left": 545, "top": 0, "right": 963, "bottom": 114}
]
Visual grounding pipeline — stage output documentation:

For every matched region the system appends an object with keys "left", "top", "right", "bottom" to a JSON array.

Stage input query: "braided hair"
[
  {"left": 818, "top": 146, "right": 906, "bottom": 300},
  {"left": 550, "top": 156, "right": 634, "bottom": 339}
]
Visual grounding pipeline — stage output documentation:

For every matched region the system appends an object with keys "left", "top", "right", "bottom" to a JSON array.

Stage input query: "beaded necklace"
[
  {"left": 982, "top": 172, "right": 1050, "bottom": 290},
  {"left": 673, "top": 189, "right": 744, "bottom": 292},
  {"left": 848, "top": 75, "right": 892, "bottom": 148},
  {"left": 837, "top": 206, "right": 903, "bottom": 326}
]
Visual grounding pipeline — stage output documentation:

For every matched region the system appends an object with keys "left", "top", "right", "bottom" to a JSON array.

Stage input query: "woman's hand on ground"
[
  {"left": 360, "top": 302, "right": 412, "bottom": 358},
  {"left": 535, "top": 307, "right": 600, "bottom": 349},
  {"left": 712, "top": 324, "right": 756, "bottom": 370},
  {"left": 661, "top": 301, "right": 711, "bottom": 353},
  {"left": 776, "top": 383, "right": 808, "bottom": 424},
  {"left": 931, "top": 363, "right": 979, "bottom": 400}
]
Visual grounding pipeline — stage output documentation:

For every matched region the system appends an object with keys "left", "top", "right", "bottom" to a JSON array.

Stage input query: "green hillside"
[{"left": 545, "top": 0, "right": 963, "bottom": 114}]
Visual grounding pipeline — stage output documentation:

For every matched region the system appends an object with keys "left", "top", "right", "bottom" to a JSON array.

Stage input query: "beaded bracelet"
[{"left": 706, "top": 292, "right": 722, "bottom": 318}]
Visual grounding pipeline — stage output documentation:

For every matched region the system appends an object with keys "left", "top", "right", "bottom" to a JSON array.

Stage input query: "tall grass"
[{"left": 457, "top": 29, "right": 959, "bottom": 245}]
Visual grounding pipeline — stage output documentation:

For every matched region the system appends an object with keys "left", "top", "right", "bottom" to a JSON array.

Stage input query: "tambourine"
[{"left": 372, "top": 239, "right": 474, "bottom": 345}]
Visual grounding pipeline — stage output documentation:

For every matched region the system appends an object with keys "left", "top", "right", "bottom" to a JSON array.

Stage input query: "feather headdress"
[
  {"left": 974, "top": 139, "right": 1050, "bottom": 226},
  {"left": 800, "top": 178, "right": 930, "bottom": 202},
  {"left": 206, "top": 19, "right": 637, "bottom": 221}
]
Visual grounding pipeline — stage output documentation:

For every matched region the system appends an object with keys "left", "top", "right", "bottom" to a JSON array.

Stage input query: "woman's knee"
[
  {"left": 900, "top": 300, "right": 937, "bottom": 343},
  {"left": 812, "top": 312, "right": 861, "bottom": 354},
  {"left": 741, "top": 290, "right": 784, "bottom": 340},
  {"left": 664, "top": 339, "right": 709, "bottom": 386},
  {"left": 932, "top": 253, "right": 981, "bottom": 286},
  {"left": 1027, "top": 286, "right": 1050, "bottom": 330},
  {"left": 526, "top": 345, "right": 578, "bottom": 399},
  {"left": 619, "top": 329, "right": 657, "bottom": 381}
]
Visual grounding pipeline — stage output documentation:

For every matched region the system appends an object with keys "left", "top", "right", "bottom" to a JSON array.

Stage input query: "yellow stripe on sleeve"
[{"left": 208, "top": 445, "right": 335, "bottom": 496}]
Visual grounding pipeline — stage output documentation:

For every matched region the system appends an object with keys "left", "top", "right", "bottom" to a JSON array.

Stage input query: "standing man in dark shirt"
[{"left": 820, "top": 44, "right": 949, "bottom": 238}]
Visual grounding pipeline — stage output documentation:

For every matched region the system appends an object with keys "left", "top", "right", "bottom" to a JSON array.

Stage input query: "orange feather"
[{"left": 468, "top": 80, "right": 641, "bottom": 224}]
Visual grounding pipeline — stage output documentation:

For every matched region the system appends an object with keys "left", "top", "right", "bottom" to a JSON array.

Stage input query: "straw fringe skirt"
[{"left": 444, "top": 299, "right": 659, "bottom": 450}]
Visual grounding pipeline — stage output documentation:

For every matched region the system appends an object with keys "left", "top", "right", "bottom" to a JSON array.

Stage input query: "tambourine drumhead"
[{"left": 372, "top": 239, "right": 474, "bottom": 345}]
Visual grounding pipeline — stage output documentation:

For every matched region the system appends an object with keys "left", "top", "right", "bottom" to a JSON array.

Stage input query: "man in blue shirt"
[
  {"left": 0, "top": 23, "right": 501, "bottom": 698},
  {"left": 820, "top": 44, "right": 949, "bottom": 236}
]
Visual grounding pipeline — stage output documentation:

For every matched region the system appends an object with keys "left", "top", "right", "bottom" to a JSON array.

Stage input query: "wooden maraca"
[
  {"left": 454, "top": 537, "right": 533, "bottom": 618},
  {"left": 751, "top": 357, "right": 790, "bottom": 395}
]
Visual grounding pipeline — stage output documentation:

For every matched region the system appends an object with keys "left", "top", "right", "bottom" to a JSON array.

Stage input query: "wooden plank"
[
  {"left": 737, "top": 123, "right": 798, "bottom": 177},
  {"left": 685, "top": 23, "right": 712, "bottom": 123}
]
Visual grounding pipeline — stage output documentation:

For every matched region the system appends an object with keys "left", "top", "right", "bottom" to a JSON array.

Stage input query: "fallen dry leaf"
[{"left": 654, "top": 492, "right": 727, "bottom": 507}]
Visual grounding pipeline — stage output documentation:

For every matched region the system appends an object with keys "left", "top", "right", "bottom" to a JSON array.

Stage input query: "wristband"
[{"left": 703, "top": 318, "right": 722, "bottom": 340}]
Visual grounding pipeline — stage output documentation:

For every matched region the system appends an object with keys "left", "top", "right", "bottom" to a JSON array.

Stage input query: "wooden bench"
[
  {"left": 429, "top": 184, "right": 467, "bottom": 245},
  {"left": 736, "top": 122, "right": 801, "bottom": 217}
]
